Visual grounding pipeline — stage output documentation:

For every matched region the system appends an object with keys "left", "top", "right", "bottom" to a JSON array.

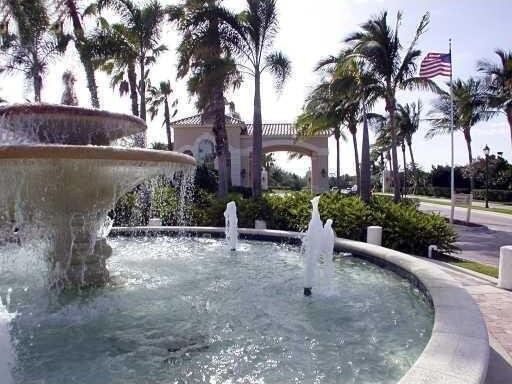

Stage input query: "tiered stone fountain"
[{"left": 0, "top": 104, "right": 195, "bottom": 289}]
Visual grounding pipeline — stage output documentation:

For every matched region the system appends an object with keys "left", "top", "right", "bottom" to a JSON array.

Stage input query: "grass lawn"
[
  {"left": 418, "top": 198, "right": 512, "bottom": 216},
  {"left": 431, "top": 252, "right": 499, "bottom": 278},
  {"left": 448, "top": 260, "right": 499, "bottom": 278}
]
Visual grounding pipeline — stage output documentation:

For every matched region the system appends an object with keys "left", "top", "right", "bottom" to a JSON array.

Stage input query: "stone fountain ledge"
[{"left": 111, "top": 226, "right": 490, "bottom": 384}]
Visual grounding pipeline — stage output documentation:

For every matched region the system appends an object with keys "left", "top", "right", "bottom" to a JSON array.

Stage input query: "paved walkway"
[
  {"left": 419, "top": 202, "right": 512, "bottom": 266},
  {"left": 429, "top": 261, "right": 512, "bottom": 384}
]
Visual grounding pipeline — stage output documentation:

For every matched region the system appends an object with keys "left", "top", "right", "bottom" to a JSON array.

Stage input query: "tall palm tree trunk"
[
  {"left": 32, "top": 53, "right": 42, "bottom": 102},
  {"left": 464, "top": 128, "right": 474, "bottom": 193},
  {"left": 127, "top": 60, "right": 138, "bottom": 116},
  {"left": 360, "top": 105, "right": 371, "bottom": 202},
  {"left": 139, "top": 55, "right": 146, "bottom": 122},
  {"left": 352, "top": 134, "right": 360, "bottom": 190},
  {"left": 401, "top": 142, "right": 407, "bottom": 196},
  {"left": 507, "top": 106, "right": 512, "bottom": 149},
  {"left": 164, "top": 98, "right": 172, "bottom": 150},
  {"left": 66, "top": 0, "right": 99, "bottom": 108},
  {"left": 252, "top": 70, "right": 263, "bottom": 197},
  {"left": 213, "top": 86, "right": 229, "bottom": 198},
  {"left": 34, "top": 75, "right": 42, "bottom": 102},
  {"left": 387, "top": 100, "right": 401, "bottom": 202},
  {"left": 334, "top": 130, "right": 341, "bottom": 188},
  {"left": 407, "top": 142, "right": 418, "bottom": 194},
  {"left": 138, "top": 55, "right": 147, "bottom": 148}
]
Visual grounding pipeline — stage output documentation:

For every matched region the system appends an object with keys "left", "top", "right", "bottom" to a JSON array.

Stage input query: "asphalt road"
[
  {"left": 419, "top": 202, "right": 512, "bottom": 233},
  {"left": 419, "top": 202, "right": 512, "bottom": 266}
]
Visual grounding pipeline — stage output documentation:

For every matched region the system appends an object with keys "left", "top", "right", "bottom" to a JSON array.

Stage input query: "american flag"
[{"left": 419, "top": 53, "right": 451, "bottom": 78}]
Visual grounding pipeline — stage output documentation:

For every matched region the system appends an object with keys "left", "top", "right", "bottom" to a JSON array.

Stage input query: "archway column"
[{"left": 311, "top": 153, "right": 329, "bottom": 193}]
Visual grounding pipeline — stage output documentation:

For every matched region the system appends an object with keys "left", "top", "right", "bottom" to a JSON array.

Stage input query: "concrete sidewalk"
[{"left": 429, "top": 261, "right": 512, "bottom": 384}]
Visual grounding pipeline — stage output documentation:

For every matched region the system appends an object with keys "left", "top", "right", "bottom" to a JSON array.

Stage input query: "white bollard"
[
  {"left": 498, "top": 246, "right": 512, "bottom": 290},
  {"left": 428, "top": 245, "right": 438, "bottom": 259},
  {"left": 367, "top": 226, "right": 382, "bottom": 246},
  {"left": 148, "top": 218, "right": 162, "bottom": 227},
  {"left": 254, "top": 220, "right": 267, "bottom": 230}
]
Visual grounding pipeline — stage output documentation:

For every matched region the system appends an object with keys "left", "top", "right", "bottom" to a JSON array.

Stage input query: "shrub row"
[
  {"left": 143, "top": 189, "right": 457, "bottom": 256},
  {"left": 415, "top": 186, "right": 512, "bottom": 202}
]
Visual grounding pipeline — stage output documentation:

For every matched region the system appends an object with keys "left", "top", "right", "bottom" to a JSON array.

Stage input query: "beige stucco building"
[{"left": 172, "top": 114, "right": 329, "bottom": 193}]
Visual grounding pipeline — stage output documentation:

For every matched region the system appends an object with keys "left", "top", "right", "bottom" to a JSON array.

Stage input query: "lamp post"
[{"left": 483, "top": 144, "right": 490, "bottom": 208}]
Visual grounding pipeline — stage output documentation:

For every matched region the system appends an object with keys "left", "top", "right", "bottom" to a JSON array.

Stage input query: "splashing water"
[
  {"left": 176, "top": 168, "right": 196, "bottom": 227},
  {"left": 0, "top": 296, "right": 14, "bottom": 384},
  {"left": 319, "top": 219, "right": 336, "bottom": 295},
  {"left": 303, "top": 196, "right": 323, "bottom": 294},
  {"left": 97, "top": 216, "right": 114, "bottom": 239},
  {"left": 302, "top": 196, "right": 336, "bottom": 296},
  {"left": 0, "top": 104, "right": 196, "bottom": 289},
  {"left": 224, "top": 201, "right": 238, "bottom": 251}
]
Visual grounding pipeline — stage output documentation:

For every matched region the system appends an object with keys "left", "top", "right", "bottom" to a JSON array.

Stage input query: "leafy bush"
[
  {"left": 113, "top": 191, "right": 138, "bottom": 226},
  {"left": 367, "top": 196, "right": 456, "bottom": 254},
  {"left": 194, "top": 165, "right": 218, "bottom": 194},
  {"left": 121, "top": 187, "right": 457, "bottom": 256},
  {"left": 472, "top": 189, "right": 512, "bottom": 203},
  {"left": 414, "top": 186, "right": 512, "bottom": 202}
]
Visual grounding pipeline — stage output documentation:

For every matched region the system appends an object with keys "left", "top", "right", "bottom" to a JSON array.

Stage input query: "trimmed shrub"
[
  {"left": 131, "top": 188, "right": 458, "bottom": 256},
  {"left": 415, "top": 186, "right": 512, "bottom": 202}
]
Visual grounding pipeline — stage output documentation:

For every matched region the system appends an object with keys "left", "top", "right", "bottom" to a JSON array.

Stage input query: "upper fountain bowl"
[{"left": 0, "top": 104, "right": 146, "bottom": 145}]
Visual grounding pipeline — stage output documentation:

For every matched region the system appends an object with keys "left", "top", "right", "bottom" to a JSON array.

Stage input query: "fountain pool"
[{"left": 0, "top": 236, "right": 433, "bottom": 384}]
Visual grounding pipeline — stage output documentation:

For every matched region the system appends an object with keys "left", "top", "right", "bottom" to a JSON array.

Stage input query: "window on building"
[{"left": 197, "top": 139, "right": 215, "bottom": 168}]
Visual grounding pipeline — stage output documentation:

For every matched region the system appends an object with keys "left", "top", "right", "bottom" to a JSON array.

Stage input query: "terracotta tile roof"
[
  {"left": 245, "top": 123, "right": 329, "bottom": 137},
  {"left": 170, "top": 113, "right": 329, "bottom": 137},
  {"left": 245, "top": 123, "right": 295, "bottom": 136},
  {"left": 171, "top": 113, "right": 246, "bottom": 127}
]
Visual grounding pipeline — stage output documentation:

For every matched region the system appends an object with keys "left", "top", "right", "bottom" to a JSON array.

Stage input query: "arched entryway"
[
  {"left": 240, "top": 139, "right": 329, "bottom": 194},
  {"left": 172, "top": 114, "right": 330, "bottom": 193}
]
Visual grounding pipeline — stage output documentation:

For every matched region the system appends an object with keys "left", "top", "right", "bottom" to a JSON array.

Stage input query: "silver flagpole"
[{"left": 449, "top": 39, "right": 455, "bottom": 224}]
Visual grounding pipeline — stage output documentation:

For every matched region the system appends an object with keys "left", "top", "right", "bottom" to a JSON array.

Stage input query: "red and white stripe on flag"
[{"left": 419, "top": 53, "right": 451, "bottom": 78}]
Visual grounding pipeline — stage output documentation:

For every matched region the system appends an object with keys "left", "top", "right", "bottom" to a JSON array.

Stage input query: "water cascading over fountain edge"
[{"left": 0, "top": 104, "right": 196, "bottom": 289}]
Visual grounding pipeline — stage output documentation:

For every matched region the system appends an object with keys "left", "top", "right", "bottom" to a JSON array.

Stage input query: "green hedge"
[
  {"left": 415, "top": 186, "right": 512, "bottom": 202},
  {"left": 145, "top": 189, "right": 457, "bottom": 256}
]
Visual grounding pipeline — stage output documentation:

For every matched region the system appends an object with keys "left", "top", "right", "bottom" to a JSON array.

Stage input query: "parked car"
[{"left": 339, "top": 185, "right": 358, "bottom": 195}]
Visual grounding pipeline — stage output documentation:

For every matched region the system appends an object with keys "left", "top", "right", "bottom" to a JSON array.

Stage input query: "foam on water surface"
[{"left": 0, "top": 237, "right": 433, "bottom": 384}]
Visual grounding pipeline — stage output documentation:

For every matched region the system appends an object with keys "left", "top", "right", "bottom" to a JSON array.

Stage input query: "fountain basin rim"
[
  {"left": 0, "top": 104, "right": 146, "bottom": 129},
  {"left": 0, "top": 145, "right": 196, "bottom": 165},
  {"left": 110, "top": 226, "right": 489, "bottom": 384}
]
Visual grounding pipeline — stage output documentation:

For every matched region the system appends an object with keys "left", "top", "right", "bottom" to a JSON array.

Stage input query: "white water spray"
[
  {"left": 320, "top": 219, "right": 336, "bottom": 295},
  {"left": 303, "top": 196, "right": 324, "bottom": 296},
  {"left": 0, "top": 296, "right": 14, "bottom": 384},
  {"left": 224, "top": 201, "right": 238, "bottom": 251},
  {"left": 302, "top": 197, "right": 336, "bottom": 296},
  {"left": 98, "top": 216, "right": 114, "bottom": 239}
]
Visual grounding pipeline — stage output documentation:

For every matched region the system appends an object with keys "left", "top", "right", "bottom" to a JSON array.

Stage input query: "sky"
[{"left": 1, "top": 0, "right": 511, "bottom": 176}]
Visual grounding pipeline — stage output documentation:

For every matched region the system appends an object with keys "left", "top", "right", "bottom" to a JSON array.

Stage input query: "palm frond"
[{"left": 265, "top": 50, "right": 290, "bottom": 91}]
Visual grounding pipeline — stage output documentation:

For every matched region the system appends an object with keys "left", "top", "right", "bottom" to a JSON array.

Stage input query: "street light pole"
[{"left": 483, "top": 144, "right": 490, "bottom": 209}]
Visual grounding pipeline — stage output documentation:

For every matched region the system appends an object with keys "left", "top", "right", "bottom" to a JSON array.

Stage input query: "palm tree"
[
  {"left": 98, "top": 0, "right": 169, "bottom": 143},
  {"left": 478, "top": 49, "right": 512, "bottom": 148},
  {"left": 396, "top": 101, "right": 422, "bottom": 193},
  {"left": 147, "top": 80, "right": 178, "bottom": 151},
  {"left": 426, "top": 78, "right": 496, "bottom": 193},
  {"left": 1, "top": 0, "right": 71, "bottom": 102},
  {"left": 296, "top": 80, "right": 346, "bottom": 188},
  {"left": 345, "top": 11, "right": 439, "bottom": 202},
  {"left": 262, "top": 153, "right": 275, "bottom": 171},
  {"left": 223, "top": 0, "right": 291, "bottom": 197},
  {"left": 55, "top": 0, "right": 100, "bottom": 108},
  {"left": 173, "top": 0, "right": 241, "bottom": 197},
  {"left": 317, "top": 54, "right": 380, "bottom": 201},
  {"left": 92, "top": 25, "right": 139, "bottom": 116}
]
